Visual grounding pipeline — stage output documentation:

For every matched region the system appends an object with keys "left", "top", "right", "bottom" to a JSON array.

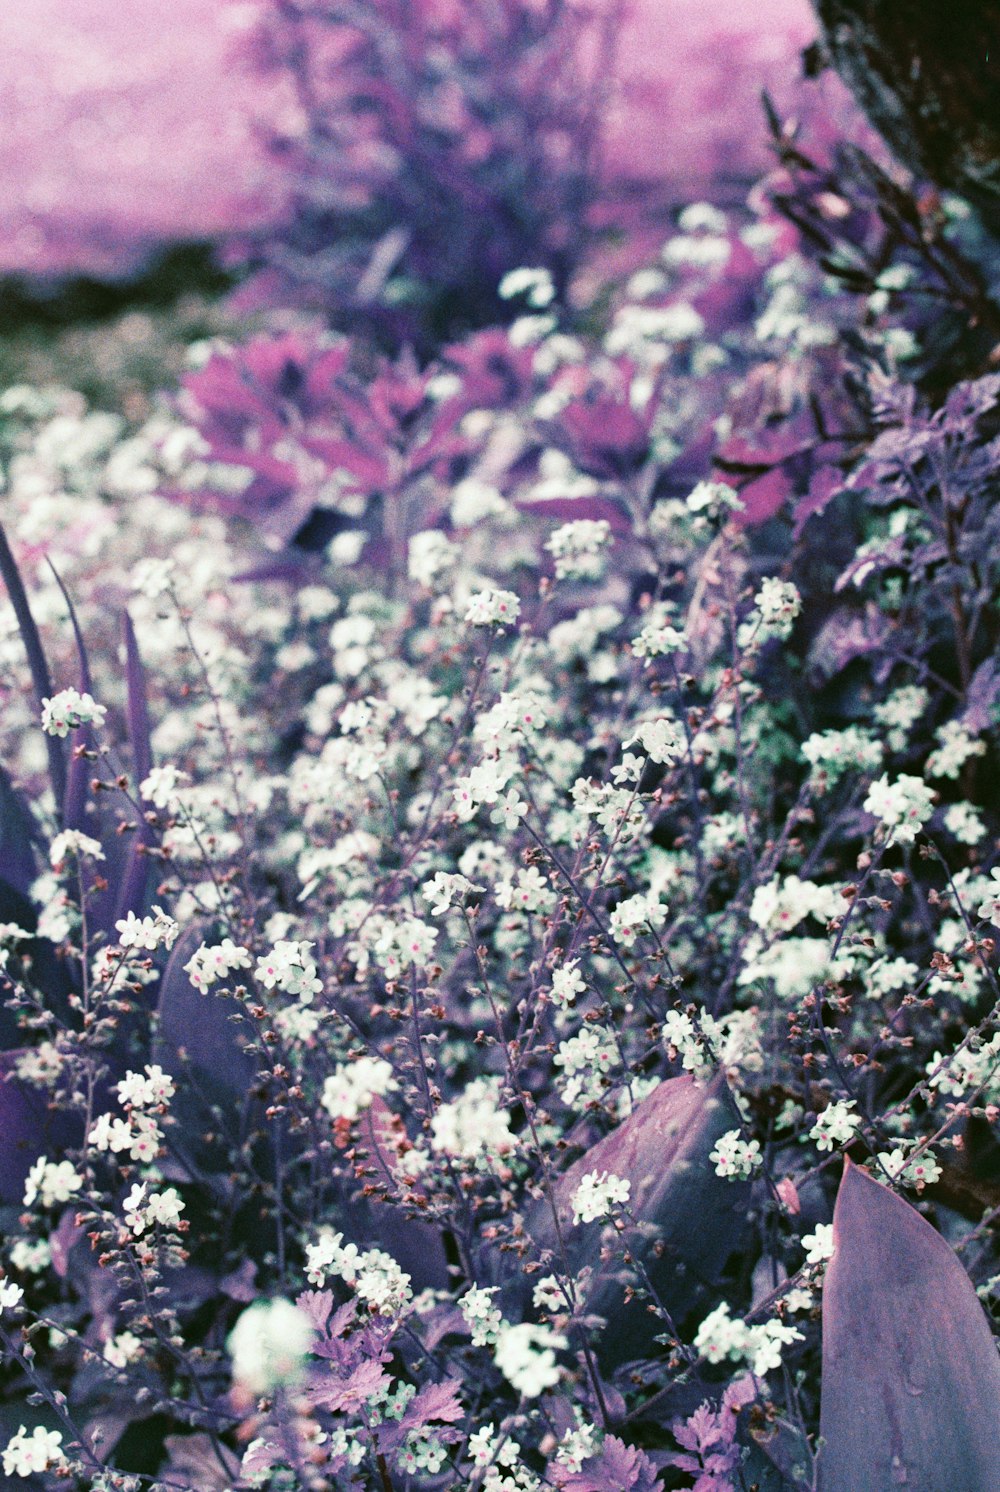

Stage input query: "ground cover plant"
[{"left": 1, "top": 6, "right": 1000, "bottom": 1490}]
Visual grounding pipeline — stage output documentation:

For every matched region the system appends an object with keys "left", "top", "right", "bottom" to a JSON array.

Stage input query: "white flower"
[
  {"left": 103, "top": 1330, "right": 143, "bottom": 1368},
  {"left": 8, "top": 1240, "right": 50, "bottom": 1274},
  {"left": 943, "top": 801, "right": 986, "bottom": 845},
  {"left": 977, "top": 868, "right": 1000, "bottom": 925},
  {"left": 2, "top": 1425, "right": 65, "bottom": 1478},
  {"left": 693, "top": 1302, "right": 749, "bottom": 1364},
  {"left": 254, "top": 940, "right": 323, "bottom": 1000},
  {"left": 623, "top": 715, "right": 683, "bottom": 765},
  {"left": 809, "top": 1100, "right": 858, "bottom": 1152},
  {"left": 493, "top": 1322, "right": 566, "bottom": 1398},
  {"left": 228, "top": 1298, "right": 315, "bottom": 1395},
  {"left": 609, "top": 891, "right": 662, "bottom": 947},
  {"left": 710, "top": 1129, "right": 762, "bottom": 1180},
  {"left": 739, "top": 578, "right": 801, "bottom": 645},
  {"left": 48, "top": 829, "right": 105, "bottom": 869},
  {"left": 490, "top": 789, "right": 529, "bottom": 833},
  {"left": 408, "top": 530, "right": 459, "bottom": 589},
  {"left": 464, "top": 588, "right": 521, "bottom": 627},
  {"left": 863, "top": 774, "right": 936, "bottom": 844},
  {"left": 115, "top": 906, "right": 180, "bottom": 952},
  {"left": 745, "top": 1319, "right": 804, "bottom": 1376},
  {"left": 876, "top": 1146, "right": 942, "bottom": 1192},
  {"left": 421, "top": 872, "right": 483, "bottom": 917},
  {"left": 571, "top": 1170, "right": 630, "bottom": 1225},
  {"left": 499, "top": 266, "right": 555, "bottom": 307},
  {"left": 549, "top": 959, "right": 586, "bottom": 1008},
  {"left": 0, "top": 1278, "right": 24, "bottom": 1312},
  {"left": 430, "top": 1078, "right": 517, "bottom": 1162},
  {"left": 140, "top": 764, "right": 189, "bottom": 809},
  {"left": 41, "top": 687, "right": 106, "bottom": 737},
  {"left": 123, "top": 1184, "right": 185, "bottom": 1235},
  {"left": 802, "top": 726, "right": 883, "bottom": 785},
  {"left": 321, "top": 1056, "right": 397, "bottom": 1122},
  {"left": 686, "top": 480, "right": 743, "bottom": 517},
  {"left": 23, "top": 1157, "right": 83, "bottom": 1209},
  {"left": 184, "top": 938, "right": 252, "bottom": 990},
  {"left": 115, "top": 1064, "right": 175, "bottom": 1109},
  {"left": 926, "top": 720, "right": 985, "bottom": 780},
  {"left": 554, "top": 1025, "right": 617, "bottom": 1106},
  {"left": 460, "top": 1285, "right": 503, "bottom": 1347},
  {"left": 801, "top": 1223, "right": 835, "bottom": 1266},
  {"left": 545, "top": 520, "right": 612, "bottom": 582}
]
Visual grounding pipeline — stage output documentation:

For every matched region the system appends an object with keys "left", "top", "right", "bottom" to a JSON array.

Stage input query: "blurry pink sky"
[
  {"left": 0, "top": 0, "right": 288, "bottom": 277},
  {"left": 0, "top": 0, "right": 818, "bottom": 280}
]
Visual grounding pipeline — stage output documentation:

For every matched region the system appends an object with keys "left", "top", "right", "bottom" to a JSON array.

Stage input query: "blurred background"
[{"left": 0, "top": 0, "right": 825, "bottom": 408}]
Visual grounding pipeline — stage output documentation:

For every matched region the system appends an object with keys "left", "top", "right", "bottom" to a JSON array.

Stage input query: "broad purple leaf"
[
  {"left": 152, "top": 925, "right": 259, "bottom": 1170},
  {"left": 818, "top": 1160, "right": 1000, "bottom": 1491},
  {"left": 354, "top": 1098, "right": 451, "bottom": 1292},
  {"left": 0, "top": 1052, "right": 78, "bottom": 1204},
  {"left": 523, "top": 1072, "right": 750, "bottom": 1367},
  {"left": 792, "top": 464, "right": 843, "bottom": 540}
]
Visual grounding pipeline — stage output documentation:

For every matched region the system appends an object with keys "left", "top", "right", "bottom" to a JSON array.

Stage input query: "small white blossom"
[
  {"left": 571, "top": 1170, "right": 630, "bottom": 1225},
  {"left": 23, "top": 1157, "right": 83, "bottom": 1209},
  {"left": 863, "top": 774, "right": 936, "bottom": 845},
  {"left": 322, "top": 1056, "right": 397, "bottom": 1122},
  {"left": 460, "top": 1285, "right": 503, "bottom": 1347},
  {"left": 801, "top": 1223, "right": 835, "bottom": 1266},
  {"left": 609, "top": 891, "right": 663, "bottom": 947},
  {"left": 41, "top": 687, "right": 106, "bottom": 737},
  {"left": 623, "top": 715, "right": 683, "bottom": 765},
  {"left": 809, "top": 1100, "right": 858, "bottom": 1152},
  {"left": 228, "top": 1298, "right": 315, "bottom": 1395},
  {"left": 465, "top": 589, "right": 521, "bottom": 627},
  {"left": 421, "top": 871, "right": 483, "bottom": 916},
  {"left": 184, "top": 939, "right": 252, "bottom": 990},
  {"left": 0, "top": 1278, "right": 24, "bottom": 1313},
  {"left": 2, "top": 1425, "right": 65, "bottom": 1478},
  {"left": 48, "top": 829, "right": 105, "bottom": 869},
  {"left": 549, "top": 959, "right": 586, "bottom": 1008},
  {"left": 494, "top": 1322, "right": 566, "bottom": 1398},
  {"left": 710, "top": 1129, "right": 762, "bottom": 1180},
  {"left": 115, "top": 906, "right": 180, "bottom": 952},
  {"left": 876, "top": 1146, "right": 941, "bottom": 1193}
]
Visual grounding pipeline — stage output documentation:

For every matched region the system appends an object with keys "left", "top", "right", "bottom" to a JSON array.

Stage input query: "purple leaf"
[
  {"left": 558, "top": 1434, "right": 659, "bottom": 1492},
  {"left": 0, "top": 522, "right": 65, "bottom": 814},
  {"left": 400, "top": 1378, "right": 465, "bottom": 1429},
  {"left": 818, "top": 1160, "right": 1000, "bottom": 1491},
  {"left": 523, "top": 1072, "right": 750, "bottom": 1367},
  {"left": 0, "top": 1052, "right": 78, "bottom": 1204},
  {"left": 113, "top": 612, "right": 154, "bottom": 927},
  {"left": 152, "top": 926, "right": 259, "bottom": 1168},
  {"left": 311, "top": 1358, "right": 390, "bottom": 1413},
  {"left": 963, "top": 658, "right": 1000, "bottom": 735}
]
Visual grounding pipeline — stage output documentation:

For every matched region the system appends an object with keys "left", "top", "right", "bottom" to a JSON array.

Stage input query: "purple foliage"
[{"left": 819, "top": 1161, "right": 1000, "bottom": 1491}]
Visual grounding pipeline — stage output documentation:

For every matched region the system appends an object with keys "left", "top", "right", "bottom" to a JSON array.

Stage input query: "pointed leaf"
[
  {"left": 818, "top": 1160, "right": 1000, "bottom": 1491},
  {"left": 523, "top": 1072, "right": 750, "bottom": 1367},
  {"left": 152, "top": 925, "right": 259, "bottom": 1170},
  {"left": 113, "top": 612, "right": 154, "bottom": 926}
]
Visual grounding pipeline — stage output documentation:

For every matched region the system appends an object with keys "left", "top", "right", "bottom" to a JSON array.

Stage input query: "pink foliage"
[
  {"left": 602, "top": 0, "right": 818, "bottom": 188},
  {"left": 0, "top": 0, "right": 822, "bottom": 281},
  {"left": 0, "top": 0, "right": 291, "bottom": 277}
]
